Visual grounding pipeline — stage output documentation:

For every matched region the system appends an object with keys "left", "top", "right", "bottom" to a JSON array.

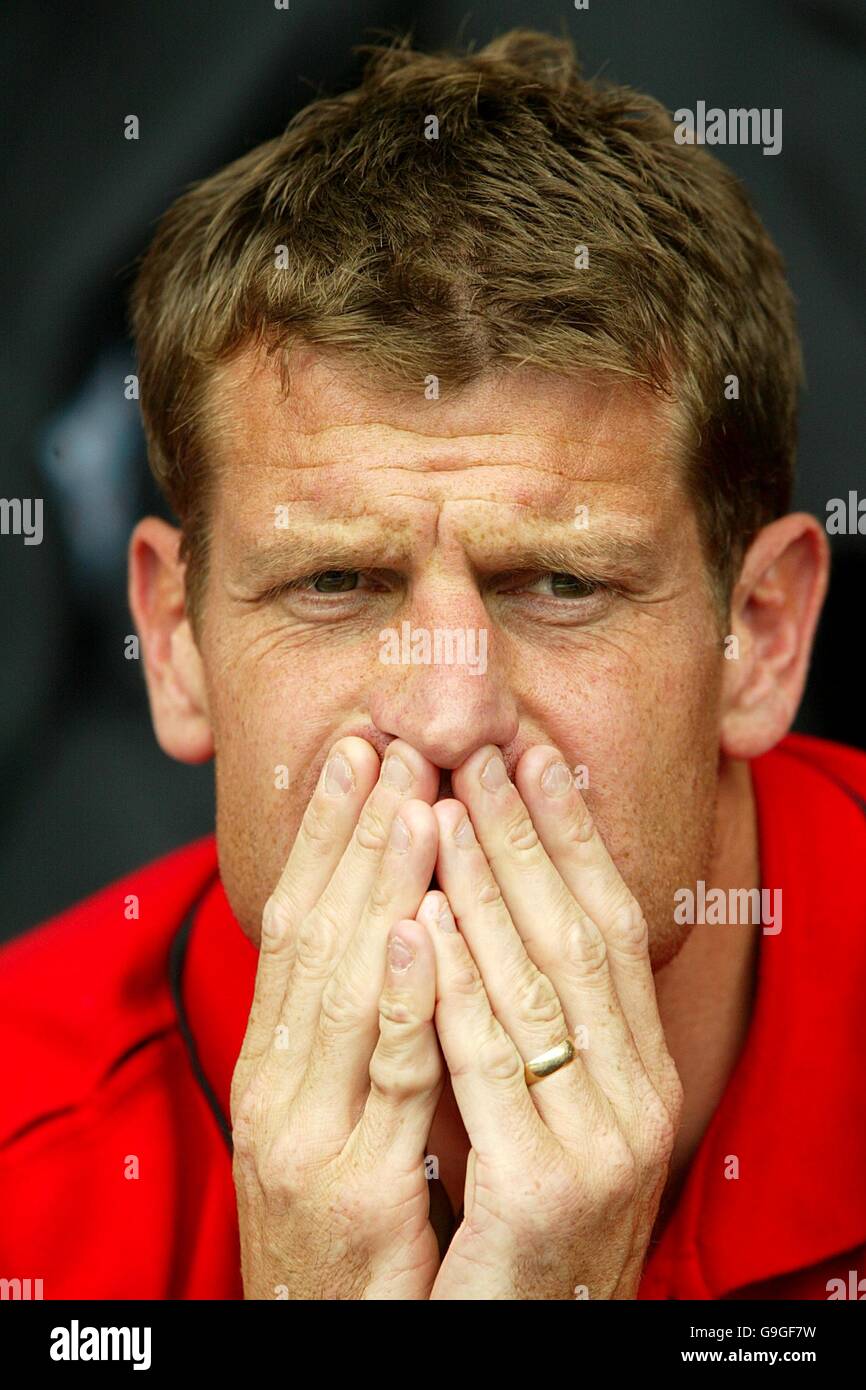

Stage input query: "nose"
[{"left": 368, "top": 615, "right": 519, "bottom": 773}]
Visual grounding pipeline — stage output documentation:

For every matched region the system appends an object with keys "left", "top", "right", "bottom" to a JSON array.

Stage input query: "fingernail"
[
  {"left": 388, "top": 936, "right": 415, "bottom": 973},
  {"left": 479, "top": 753, "right": 508, "bottom": 791},
  {"left": 453, "top": 816, "right": 476, "bottom": 847},
  {"left": 389, "top": 815, "right": 411, "bottom": 852},
  {"left": 437, "top": 902, "right": 457, "bottom": 933},
  {"left": 382, "top": 754, "right": 412, "bottom": 790},
  {"left": 323, "top": 751, "right": 354, "bottom": 795},
  {"left": 541, "top": 760, "right": 572, "bottom": 797}
]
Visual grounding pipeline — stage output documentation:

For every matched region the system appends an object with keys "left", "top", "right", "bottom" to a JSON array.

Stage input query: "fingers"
[
  {"left": 353, "top": 917, "right": 443, "bottom": 1169},
  {"left": 415, "top": 891, "right": 554, "bottom": 1159},
  {"left": 236, "top": 737, "right": 382, "bottom": 1078},
  {"left": 441, "top": 746, "right": 672, "bottom": 1140},
  {"left": 270, "top": 738, "right": 383, "bottom": 925},
  {"left": 427, "top": 803, "right": 595, "bottom": 1132},
  {"left": 514, "top": 745, "right": 673, "bottom": 1098},
  {"left": 249, "top": 740, "right": 437, "bottom": 1088},
  {"left": 451, "top": 745, "right": 670, "bottom": 1100},
  {"left": 293, "top": 799, "right": 440, "bottom": 1135}
]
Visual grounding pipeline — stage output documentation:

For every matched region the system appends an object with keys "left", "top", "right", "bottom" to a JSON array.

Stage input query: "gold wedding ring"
[{"left": 524, "top": 1036, "right": 576, "bottom": 1087}]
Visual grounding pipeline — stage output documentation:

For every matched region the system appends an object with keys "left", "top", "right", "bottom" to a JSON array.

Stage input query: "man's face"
[{"left": 196, "top": 346, "right": 724, "bottom": 968}]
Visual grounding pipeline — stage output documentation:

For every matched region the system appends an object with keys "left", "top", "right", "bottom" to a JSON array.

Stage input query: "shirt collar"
[{"left": 181, "top": 737, "right": 866, "bottom": 1294}]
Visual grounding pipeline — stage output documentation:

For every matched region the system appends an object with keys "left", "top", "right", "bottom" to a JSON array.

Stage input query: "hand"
[
  {"left": 230, "top": 738, "right": 446, "bottom": 1300},
  {"left": 418, "top": 743, "right": 684, "bottom": 1300}
]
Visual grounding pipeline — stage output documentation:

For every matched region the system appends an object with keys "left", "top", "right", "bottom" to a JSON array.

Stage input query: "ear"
[
  {"left": 127, "top": 517, "right": 214, "bottom": 764},
  {"left": 720, "top": 512, "right": 830, "bottom": 760}
]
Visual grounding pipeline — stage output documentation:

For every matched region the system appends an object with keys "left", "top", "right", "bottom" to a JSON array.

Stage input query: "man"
[{"left": 1, "top": 28, "right": 864, "bottom": 1301}]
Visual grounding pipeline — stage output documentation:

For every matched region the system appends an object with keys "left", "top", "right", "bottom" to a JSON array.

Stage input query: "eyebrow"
[
  {"left": 234, "top": 520, "right": 666, "bottom": 591},
  {"left": 236, "top": 532, "right": 413, "bottom": 589}
]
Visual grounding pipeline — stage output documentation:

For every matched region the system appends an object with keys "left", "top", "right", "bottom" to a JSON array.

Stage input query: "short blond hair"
[{"left": 130, "top": 28, "right": 801, "bottom": 618}]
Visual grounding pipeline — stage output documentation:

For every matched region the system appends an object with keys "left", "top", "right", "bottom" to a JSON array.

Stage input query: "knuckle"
[
  {"left": 376, "top": 985, "right": 430, "bottom": 1038},
  {"left": 561, "top": 801, "right": 596, "bottom": 847},
  {"left": 230, "top": 1110, "right": 258, "bottom": 1164},
  {"left": 563, "top": 915, "right": 609, "bottom": 978},
  {"left": 477, "top": 877, "right": 504, "bottom": 910},
  {"left": 256, "top": 1137, "right": 304, "bottom": 1200},
  {"left": 364, "top": 872, "right": 394, "bottom": 922},
  {"left": 298, "top": 795, "right": 336, "bottom": 854},
  {"left": 593, "top": 1132, "right": 639, "bottom": 1202},
  {"left": 513, "top": 966, "right": 563, "bottom": 1030},
  {"left": 377, "top": 991, "right": 417, "bottom": 1028},
  {"left": 260, "top": 893, "right": 294, "bottom": 953},
  {"left": 477, "top": 1026, "right": 523, "bottom": 1083},
  {"left": 231, "top": 1078, "right": 271, "bottom": 1160},
  {"left": 294, "top": 903, "right": 341, "bottom": 978},
  {"left": 500, "top": 805, "right": 541, "bottom": 858},
  {"left": 369, "top": 1035, "right": 440, "bottom": 1100},
  {"left": 353, "top": 803, "right": 390, "bottom": 855},
  {"left": 319, "top": 971, "right": 368, "bottom": 1035},
  {"left": 450, "top": 959, "right": 485, "bottom": 998},
  {"left": 609, "top": 897, "right": 650, "bottom": 955}
]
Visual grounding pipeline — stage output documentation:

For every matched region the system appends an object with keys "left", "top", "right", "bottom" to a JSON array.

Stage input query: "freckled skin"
[{"left": 197, "top": 345, "right": 724, "bottom": 971}]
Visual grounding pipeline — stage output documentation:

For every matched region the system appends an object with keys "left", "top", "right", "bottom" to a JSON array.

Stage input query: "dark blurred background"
[{"left": 1, "top": 0, "right": 864, "bottom": 940}]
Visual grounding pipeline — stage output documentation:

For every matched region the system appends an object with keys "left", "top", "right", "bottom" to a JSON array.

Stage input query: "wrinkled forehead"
[
  {"left": 198, "top": 347, "right": 695, "bottom": 585},
  {"left": 203, "top": 343, "right": 687, "bottom": 486},
  {"left": 199, "top": 345, "right": 702, "bottom": 596}
]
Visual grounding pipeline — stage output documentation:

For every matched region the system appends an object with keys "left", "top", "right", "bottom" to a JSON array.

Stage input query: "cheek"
[
  {"left": 530, "top": 630, "right": 716, "bottom": 790},
  {"left": 209, "top": 716, "right": 322, "bottom": 944},
  {"left": 209, "top": 656, "right": 325, "bottom": 818},
  {"left": 204, "top": 634, "right": 372, "bottom": 934},
  {"left": 207, "top": 610, "right": 339, "bottom": 755},
  {"left": 537, "top": 641, "right": 723, "bottom": 964}
]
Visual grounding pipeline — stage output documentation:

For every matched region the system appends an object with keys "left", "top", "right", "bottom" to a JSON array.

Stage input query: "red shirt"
[{"left": 2, "top": 732, "right": 865, "bottom": 1300}]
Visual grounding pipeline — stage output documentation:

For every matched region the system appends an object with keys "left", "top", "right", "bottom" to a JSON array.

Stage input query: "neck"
[{"left": 428, "top": 757, "right": 762, "bottom": 1230}]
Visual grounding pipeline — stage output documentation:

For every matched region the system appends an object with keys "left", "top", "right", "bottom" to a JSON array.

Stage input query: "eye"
[
  {"left": 309, "top": 570, "right": 360, "bottom": 593},
  {"left": 261, "top": 568, "right": 385, "bottom": 607},
  {"left": 550, "top": 573, "right": 599, "bottom": 598},
  {"left": 527, "top": 572, "right": 602, "bottom": 599}
]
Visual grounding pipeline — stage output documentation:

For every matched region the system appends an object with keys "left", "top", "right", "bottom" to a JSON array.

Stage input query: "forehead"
[{"left": 203, "top": 343, "right": 687, "bottom": 525}]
